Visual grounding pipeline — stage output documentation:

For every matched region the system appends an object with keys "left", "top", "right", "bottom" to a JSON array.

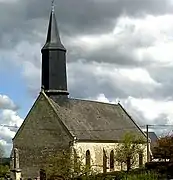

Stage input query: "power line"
[
  {"left": 67, "top": 125, "right": 147, "bottom": 131},
  {"left": 0, "top": 124, "right": 172, "bottom": 131},
  {"left": 148, "top": 124, "right": 173, "bottom": 127},
  {"left": 0, "top": 124, "right": 19, "bottom": 128},
  {"left": 67, "top": 124, "right": 173, "bottom": 132}
]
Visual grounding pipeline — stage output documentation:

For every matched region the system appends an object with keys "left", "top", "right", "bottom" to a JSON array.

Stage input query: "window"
[
  {"left": 103, "top": 149, "right": 107, "bottom": 173},
  {"left": 86, "top": 150, "right": 91, "bottom": 168},
  {"left": 110, "top": 150, "right": 114, "bottom": 171},
  {"left": 127, "top": 156, "right": 131, "bottom": 171},
  {"left": 139, "top": 152, "right": 143, "bottom": 167},
  {"left": 74, "top": 149, "right": 77, "bottom": 164},
  {"left": 74, "top": 149, "right": 78, "bottom": 171}
]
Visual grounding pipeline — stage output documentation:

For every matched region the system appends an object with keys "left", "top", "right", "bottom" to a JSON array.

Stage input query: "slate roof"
[
  {"left": 145, "top": 132, "right": 158, "bottom": 149},
  {"left": 49, "top": 95, "right": 146, "bottom": 141},
  {"left": 148, "top": 132, "right": 158, "bottom": 143}
]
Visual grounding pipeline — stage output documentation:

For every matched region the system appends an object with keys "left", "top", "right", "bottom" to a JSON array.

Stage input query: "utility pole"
[{"left": 146, "top": 125, "right": 150, "bottom": 162}]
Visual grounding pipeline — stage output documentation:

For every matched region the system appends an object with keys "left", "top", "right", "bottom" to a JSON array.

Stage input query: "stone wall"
[
  {"left": 12, "top": 93, "right": 72, "bottom": 179},
  {"left": 74, "top": 142, "right": 148, "bottom": 173}
]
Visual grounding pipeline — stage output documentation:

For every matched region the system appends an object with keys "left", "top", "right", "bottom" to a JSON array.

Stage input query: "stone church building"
[{"left": 11, "top": 6, "right": 148, "bottom": 179}]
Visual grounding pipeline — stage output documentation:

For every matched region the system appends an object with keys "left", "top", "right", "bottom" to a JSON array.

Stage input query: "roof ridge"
[
  {"left": 13, "top": 93, "right": 42, "bottom": 141},
  {"left": 68, "top": 97, "right": 119, "bottom": 106},
  {"left": 42, "top": 91, "right": 74, "bottom": 138},
  {"left": 118, "top": 103, "right": 147, "bottom": 138}
]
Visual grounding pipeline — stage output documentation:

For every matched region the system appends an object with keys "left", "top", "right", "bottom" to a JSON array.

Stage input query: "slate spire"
[
  {"left": 42, "top": 0, "right": 66, "bottom": 50},
  {"left": 41, "top": 1, "right": 69, "bottom": 96}
]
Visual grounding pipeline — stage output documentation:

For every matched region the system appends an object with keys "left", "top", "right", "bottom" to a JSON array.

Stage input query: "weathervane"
[{"left": 51, "top": 0, "right": 55, "bottom": 13}]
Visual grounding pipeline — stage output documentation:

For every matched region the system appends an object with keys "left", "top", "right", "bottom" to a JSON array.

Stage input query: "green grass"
[
  {"left": 76, "top": 171, "right": 159, "bottom": 180},
  {"left": 121, "top": 172, "right": 159, "bottom": 180}
]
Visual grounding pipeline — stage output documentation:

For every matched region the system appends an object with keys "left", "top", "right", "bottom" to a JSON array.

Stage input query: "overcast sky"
[{"left": 1, "top": 0, "right": 173, "bottom": 156}]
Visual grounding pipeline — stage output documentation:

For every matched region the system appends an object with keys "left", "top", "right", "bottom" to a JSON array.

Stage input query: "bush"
[
  {"left": 145, "top": 161, "right": 173, "bottom": 179},
  {"left": 0, "top": 165, "right": 10, "bottom": 177}
]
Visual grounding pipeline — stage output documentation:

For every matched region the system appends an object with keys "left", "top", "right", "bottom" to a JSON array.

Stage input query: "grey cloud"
[
  {"left": 67, "top": 44, "right": 153, "bottom": 66},
  {"left": 17, "top": 58, "right": 159, "bottom": 100},
  {"left": 0, "top": 0, "right": 172, "bottom": 49},
  {"left": 68, "top": 61, "right": 159, "bottom": 100},
  {"left": 66, "top": 20, "right": 158, "bottom": 65},
  {"left": 23, "top": 0, "right": 173, "bottom": 36},
  {"left": 0, "top": 0, "right": 172, "bottom": 110},
  {"left": 1, "top": 0, "right": 173, "bottom": 155},
  {"left": 0, "top": 0, "right": 171, "bottom": 72},
  {"left": 147, "top": 66, "right": 173, "bottom": 100}
]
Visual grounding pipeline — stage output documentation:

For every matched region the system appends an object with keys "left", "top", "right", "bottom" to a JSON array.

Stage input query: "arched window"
[
  {"left": 110, "top": 150, "right": 114, "bottom": 171},
  {"left": 139, "top": 152, "right": 143, "bottom": 167},
  {"left": 127, "top": 156, "right": 131, "bottom": 171},
  {"left": 74, "top": 149, "right": 78, "bottom": 171},
  {"left": 103, "top": 149, "right": 107, "bottom": 173},
  {"left": 86, "top": 150, "right": 91, "bottom": 168},
  {"left": 74, "top": 149, "right": 77, "bottom": 163}
]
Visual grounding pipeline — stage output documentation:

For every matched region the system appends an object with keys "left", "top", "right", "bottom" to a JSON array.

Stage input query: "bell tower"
[{"left": 41, "top": 1, "right": 69, "bottom": 96}]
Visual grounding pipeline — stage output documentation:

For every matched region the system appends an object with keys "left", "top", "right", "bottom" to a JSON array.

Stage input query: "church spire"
[
  {"left": 41, "top": 2, "right": 69, "bottom": 96},
  {"left": 42, "top": 0, "right": 66, "bottom": 51}
]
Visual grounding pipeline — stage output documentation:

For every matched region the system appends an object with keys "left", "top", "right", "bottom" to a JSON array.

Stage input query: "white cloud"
[
  {"left": 0, "top": 126, "right": 15, "bottom": 143},
  {"left": 0, "top": 94, "right": 23, "bottom": 156},
  {"left": 120, "top": 96, "right": 173, "bottom": 136},
  {"left": 118, "top": 68, "right": 160, "bottom": 85},
  {"left": 0, "top": 109, "right": 23, "bottom": 127},
  {"left": 71, "top": 33, "right": 114, "bottom": 52},
  {"left": 113, "top": 14, "right": 173, "bottom": 65},
  {"left": 96, "top": 94, "right": 115, "bottom": 104},
  {"left": 123, "top": 97, "right": 173, "bottom": 123},
  {"left": 0, "top": 94, "right": 18, "bottom": 110}
]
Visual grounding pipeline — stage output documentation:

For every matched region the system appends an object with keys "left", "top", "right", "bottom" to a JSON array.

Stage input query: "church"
[{"left": 11, "top": 5, "right": 148, "bottom": 179}]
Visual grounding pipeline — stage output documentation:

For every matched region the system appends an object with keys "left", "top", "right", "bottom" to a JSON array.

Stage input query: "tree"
[
  {"left": 44, "top": 149, "right": 97, "bottom": 180},
  {"left": 115, "top": 132, "right": 146, "bottom": 172},
  {"left": 0, "top": 143, "right": 9, "bottom": 178},
  {"left": 0, "top": 143, "right": 4, "bottom": 160},
  {"left": 152, "top": 135, "right": 173, "bottom": 161}
]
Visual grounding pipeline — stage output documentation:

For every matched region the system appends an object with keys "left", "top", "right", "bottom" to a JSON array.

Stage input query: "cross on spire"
[{"left": 51, "top": 0, "right": 55, "bottom": 13}]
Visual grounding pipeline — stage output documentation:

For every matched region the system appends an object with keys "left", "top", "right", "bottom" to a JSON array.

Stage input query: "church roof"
[
  {"left": 145, "top": 132, "right": 158, "bottom": 143},
  {"left": 48, "top": 94, "right": 146, "bottom": 141},
  {"left": 145, "top": 131, "right": 158, "bottom": 149}
]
